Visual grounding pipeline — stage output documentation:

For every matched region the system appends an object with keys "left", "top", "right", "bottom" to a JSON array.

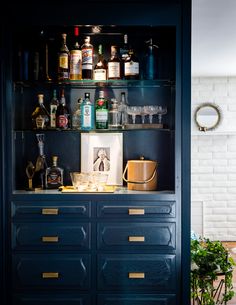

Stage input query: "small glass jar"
[{"left": 108, "top": 98, "right": 121, "bottom": 129}]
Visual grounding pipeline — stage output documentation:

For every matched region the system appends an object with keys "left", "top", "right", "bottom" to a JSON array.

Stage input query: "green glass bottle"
[{"left": 95, "top": 90, "right": 108, "bottom": 129}]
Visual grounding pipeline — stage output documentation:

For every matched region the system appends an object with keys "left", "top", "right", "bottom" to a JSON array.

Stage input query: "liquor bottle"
[
  {"left": 95, "top": 90, "right": 108, "bottom": 129},
  {"left": 119, "top": 34, "right": 129, "bottom": 78},
  {"left": 93, "top": 44, "right": 107, "bottom": 81},
  {"left": 145, "top": 38, "right": 158, "bottom": 80},
  {"left": 81, "top": 92, "right": 94, "bottom": 130},
  {"left": 119, "top": 91, "right": 128, "bottom": 126},
  {"left": 45, "top": 155, "right": 64, "bottom": 189},
  {"left": 56, "top": 89, "right": 70, "bottom": 129},
  {"left": 81, "top": 36, "right": 93, "bottom": 79},
  {"left": 70, "top": 26, "right": 82, "bottom": 80},
  {"left": 107, "top": 45, "right": 121, "bottom": 80},
  {"left": 32, "top": 94, "right": 50, "bottom": 129},
  {"left": 72, "top": 97, "right": 83, "bottom": 129},
  {"left": 108, "top": 98, "right": 121, "bottom": 129},
  {"left": 49, "top": 89, "right": 59, "bottom": 128},
  {"left": 33, "top": 133, "right": 48, "bottom": 190},
  {"left": 124, "top": 49, "right": 139, "bottom": 80},
  {"left": 58, "top": 33, "right": 69, "bottom": 81}
]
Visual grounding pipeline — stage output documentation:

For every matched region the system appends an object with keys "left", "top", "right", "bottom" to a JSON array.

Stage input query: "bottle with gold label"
[
  {"left": 45, "top": 155, "right": 64, "bottom": 189},
  {"left": 70, "top": 26, "right": 82, "bottom": 80},
  {"left": 58, "top": 33, "right": 69, "bottom": 81},
  {"left": 32, "top": 94, "right": 50, "bottom": 129}
]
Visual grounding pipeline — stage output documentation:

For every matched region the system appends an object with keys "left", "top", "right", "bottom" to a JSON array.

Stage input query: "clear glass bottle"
[
  {"left": 32, "top": 94, "right": 50, "bottom": 129},
  {"left": 119, "top": 91, "right": 128, "bottom": 126},
  {"left": 33, "top": 133, "right": 48, "bottom": 190},
  {"left": 49, "top": 89, "right": 59, "bottom": 128},
  {"left": 93, "top": 44, "right": 107, "bottom": 81},
  {"left": 81, "top": 92, "right": 94, "bottom": 130},
  {"left": 107, "top": 45, "right": 121, "bottom": 80},
  {"left": 56, "top": 89, "right": 70, "bottom": 129},
  {"left": 124, "top": 49, "right": 139, "bottom": 80},
  {"left": 58, "top": 33, "right": 69, "bottom": 81},
  {"left": 45, "top": 155, "right": 64, "bottom": 189},
  {"left": 70, "top": 26, "right": 82, "bottom": 80},
  {"left": 95, "top": 90, "right": 108, "bottom": 129},
  {"left": 108, "top": 98, "right": 121, "bottom": 129},
  {"left": 72, "top": 97, "right": 83, "bottom": 129},
  {"left": 81, "top": 36, "right": 93, "bottom": 79}
]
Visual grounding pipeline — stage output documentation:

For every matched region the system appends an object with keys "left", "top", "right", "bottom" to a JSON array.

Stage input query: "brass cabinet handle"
[
  {"left": 42, "top": 208, "right": 59, "bottom": 215},
  {"left": 129, "top": 272, "right": 145, "bottom": 279},
  {"left": 42, "top": 236, "right": 59, "bottom": 243},
  {"left": 128, "top": 236, "right": 145, "bottom": 242},
  {"left": 128, "top": 208, "right": 145, "bottom": 215},
  {"left": 42, "top": 272, "right": 59, "bottom": 279}
]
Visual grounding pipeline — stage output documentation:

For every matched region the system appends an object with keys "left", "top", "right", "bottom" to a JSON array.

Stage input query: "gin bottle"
[
  {"left": 81, "top": 92, "right": 94, "bottom": 130},
  {"left": 95, "top": 90, "right": 108, "bottom": 129},
  {"left": 45, "top": 155, "right": 64, "bottom": 189}
]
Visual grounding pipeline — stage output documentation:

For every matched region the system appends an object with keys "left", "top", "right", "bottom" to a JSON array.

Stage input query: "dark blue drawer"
[
  {"left": 13, "top": 254, "right": 90, "bottom": 289},
  {"left": 97, "top": 223, "right": 175, "bottom": 250},
  {"left": 97, "top": 201, "right": 175, "bottom": 218},
  {"left": 12, "top": 223, "right": 90, "bottom": 250},
  {"left": 11, "top": 201, "right": 90, "bottom": 219},
  {"left": 13, "top": 294, "right": 90, "bottom": 305},
  {"left": 97, "top": 254, "right": 176, "bottom": 291},
  {"left": 98, "top": 294, "right": 176, "bottom": 305}
]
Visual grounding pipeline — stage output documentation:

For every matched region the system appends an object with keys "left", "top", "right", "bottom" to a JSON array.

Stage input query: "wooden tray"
[
  {"left": 124, "top": 123, "right": 163, "bottom": 129},
  {"left": 59, "top": 186, "right": 116, "bottom": 193}
]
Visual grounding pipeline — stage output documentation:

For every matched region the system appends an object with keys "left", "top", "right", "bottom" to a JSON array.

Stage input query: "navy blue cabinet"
[{"left": 1, "top": 0, "right": 191, "bottom": 304}]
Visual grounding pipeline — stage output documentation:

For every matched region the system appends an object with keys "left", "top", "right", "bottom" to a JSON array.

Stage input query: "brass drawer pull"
[
  {"left": 129, "top": 272, "right": 145, "bottom": 279},
  {"left": 42, "top": 208, "right": 59, "bottom": 215},
  {"left": 128, "top": 208, "right": 145, "bottom": 215},
  {"left": 42, "top": 272, "right": 59, "bottom": 279},
  {"left": 128, "top": 236, "right": 145, "bottom": 242},
  {"left": 42, "top": 236, "right": 59, "bottom": 243}
]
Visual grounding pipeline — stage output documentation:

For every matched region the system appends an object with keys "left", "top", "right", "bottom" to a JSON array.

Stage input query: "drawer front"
[
  {"left": 97, "top": 254, "right": 176, "bottom": 291},
  {"left": 12, "top": 201, "right": 90, "bottom": 219},
  {"left": 97, "top": 223, "right": 175, "bottom": 250},
  {"left": 12, "top": 223, "right": 90, "bottom": 250},
  {"left": 97, "top": 201, "right": 175, "bottom": 218},
  {"left": 98, "top": 294, "right": 176, "bottom": 305},
  {"left": 13, "top": 294, "right": 90, "bottom": 305},
  {"left": 13, "top": 254, "right": 90, "bottom": 289}
]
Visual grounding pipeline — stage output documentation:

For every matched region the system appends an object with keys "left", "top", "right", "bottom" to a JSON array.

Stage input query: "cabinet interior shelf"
[{"left": 14, "top": 128, "right": 173, "bottom": 133}]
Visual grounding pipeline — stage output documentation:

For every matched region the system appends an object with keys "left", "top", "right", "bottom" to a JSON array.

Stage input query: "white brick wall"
[{"left": 191, "top": 77, "right": 236, "bottom": 241}]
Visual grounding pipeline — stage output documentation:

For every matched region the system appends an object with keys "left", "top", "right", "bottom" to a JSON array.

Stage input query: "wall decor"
[{"left": 194, "top": 103, "right": 222, "bottom": 131}]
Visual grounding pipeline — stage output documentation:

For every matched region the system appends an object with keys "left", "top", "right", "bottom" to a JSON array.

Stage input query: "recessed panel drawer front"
[
  {"left": 98, "top": 294, "right": 176, "bottom": 305},
  {"left": 97, "top": 254, "right": 176, "bottom": 291},
  {"left": 12, "top": 223, "right": 90, "bottom": 250},
  {"left": 11, "top": 201, "right": 90, "bottom": 219},
  {"left": 13, "top": 254, "right": 90, "bottom": 289},
  {"left": 13, "top": 294, "right": 90, "bottom": 305},
  {"left": 97, "top": 223, "right": 175, "bottom": 250},
  {"left": 97, "top": 201, "right": 175, "bottom": 218}
]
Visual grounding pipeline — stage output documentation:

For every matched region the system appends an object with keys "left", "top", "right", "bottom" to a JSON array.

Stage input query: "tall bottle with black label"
[
  {"left": 107, "top": 45, "right": 121, "bottom": 80},
  {"left": 81, "top": 92, "right": 94, "bottom": 130},
  {"left": 81, "top": 36, "right": 93, "bottom": 79},
  {"left": 70, "top": 26, "right": 82, "bottom": 80},
  {"left": 56, "top": 89, "right": 70, "bottom": 129},
  {"left": 58, "top": 33, "right": 69, "bottom": 81}
]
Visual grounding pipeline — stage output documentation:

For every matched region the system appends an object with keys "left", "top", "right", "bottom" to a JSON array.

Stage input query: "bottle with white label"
[
  {"left": 124, "top": 49, "right": 139, "bottom": 80},
  {"left": 81, "top": 92, "right": 94, "bottom": 130},
  {"left": 58, "top": 33, "right": 69, "bottom": 81},
  {"left": 81, "top": 36, "right": 93, "bottom": 79},
  {"left": 93, "top": 44, "right": 107, "bottom": 81},
  {"left": 107, "top": 45, "right": 121, "bottom": 80},
  {"left": 70, "top": 26, "right": 82, "bottom": 80},
  {"left": 49, "top": 89, "right": 59, "bottom": 128}
]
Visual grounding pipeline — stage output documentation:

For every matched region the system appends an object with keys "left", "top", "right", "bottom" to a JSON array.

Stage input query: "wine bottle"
[
  {"left": 58, "top": 33, "right": 69, "bottom": 81},
  {"left": 81, "top": 36, "right": 93, "bottom": 79},
  {"left": 70, "top": 26, "right": 82, "bottom": 80},
  {"left": 107, "top": 45, "right": 121, "bottom": 80},
  {"left": 95, "top": 90, "right": 108, "bottom": 129}
]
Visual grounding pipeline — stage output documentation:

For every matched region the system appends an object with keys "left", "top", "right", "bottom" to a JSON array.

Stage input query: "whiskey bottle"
[
  {"left": 49, "top": 89, "right": 59, "bottom": 128},
  {"left": 95, "top": 90, "right": 108, "bottom": 129},
  {"left": 107, "top": 45, "right": 121, "bottom": 80},
  {"left": 45, "top": 155, "right": 64, "bottom": 189},
  {"left": 33, "top": 133, "right": 48, "bottom": 190},
  {"left": 56, "top": 89, "right": 70, "bottom": 129},
  {"left": 32, "top": 94, "right": 50, "bottom": 129},
  {"left": 70, "top": 26, "right": 82, "bottom": 80},
  {"left": 124, "top": 49, "right": 139, "bottom": 80},
  {"left": 81, "top": 92, "right": 94, "bottom": 130},
  {"left": 58, "top": 33, "right": 69, "bottom": 81},
  {"left": 93, "top": 44, "right": 107, "bottom": 81},
  {"left": 119, "top": 34, "right": 129, "bottom": 78},
  {"left": 72, "top": 97, "right": 83, "bottom": 129},
  {"left": 81, "top": 36, "right": 93, "bottom": 79}
]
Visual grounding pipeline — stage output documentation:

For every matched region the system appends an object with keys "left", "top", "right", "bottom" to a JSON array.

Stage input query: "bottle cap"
[
  {"left": 99, "top": 91, "right": 104, "bottom": 98},
  {"left": 85, "top": 36, "right": 90, "bottom": 43},
  {"left": 52, "top": 156, "right": 58, "bottom": 161},
  {"left": 38, "top": 94, "right": 44, "bottom": 103},
  {"left": 85, "top": 92, "right": 90, "bottom": 99},
  {"left": 74, "top": 26, "right": 79, "bottom": 36}
]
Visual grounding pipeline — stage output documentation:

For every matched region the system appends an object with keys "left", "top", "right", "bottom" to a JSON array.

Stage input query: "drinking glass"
[
  {"left": 157, "top": 106, "right": 167, "bottom": 124},
  {"left": 143, "top": 105, "right": 159, "bottom": 124},
  {"left": 126, "top": 106, "right": 142, "bottom": 124}
]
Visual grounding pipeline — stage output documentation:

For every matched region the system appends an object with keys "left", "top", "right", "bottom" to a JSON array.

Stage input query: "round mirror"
[{"left": 194, "top": 103, "right": 222, "bottom": 131}]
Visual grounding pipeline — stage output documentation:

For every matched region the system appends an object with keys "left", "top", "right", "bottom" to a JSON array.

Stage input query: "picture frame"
[{"left": 81, "top": 133, "right": 123, "bottom": 185}]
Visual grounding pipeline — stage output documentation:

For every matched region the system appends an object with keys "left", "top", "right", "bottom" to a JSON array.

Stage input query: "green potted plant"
[{"left": 191, "top": 237, "right": 235, "bottom": 305}]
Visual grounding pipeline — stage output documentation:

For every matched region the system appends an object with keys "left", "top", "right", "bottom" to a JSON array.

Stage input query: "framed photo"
[{"left": 81, "top": 133, "right": 123, "bottom": 185}]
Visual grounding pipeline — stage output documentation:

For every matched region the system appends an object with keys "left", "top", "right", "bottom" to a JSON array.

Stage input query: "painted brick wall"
[{"left": 191, "top": 77, "right": 236, "bottom": 241}]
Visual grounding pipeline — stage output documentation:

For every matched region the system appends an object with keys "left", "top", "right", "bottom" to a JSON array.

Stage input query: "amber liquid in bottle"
[
  {"left": 70, "top": 26, "right": 82, "bottom": 80},
  {"left": 108, "top": 45, "right": 121, "bottom": 80},
  {"left": 58, "top": 33, "right": 69, "bottom": 81}
]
